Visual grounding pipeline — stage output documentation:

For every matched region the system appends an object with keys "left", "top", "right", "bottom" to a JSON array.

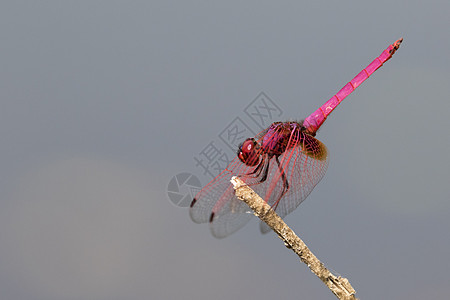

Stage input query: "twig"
[{"left": 231, "top": 176, "right": 358, "bottom": 300}]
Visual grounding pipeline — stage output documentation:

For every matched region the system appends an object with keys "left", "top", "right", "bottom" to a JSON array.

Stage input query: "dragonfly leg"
[
  {"left": 276, "top": 156, "right": 289, "bottom": 192},
  {"left": 271, "top": 156, "right": 290, "bottom": 211},
  {"left": 247, "top": 155, "right": 266, "bottom": 177},
  {"left": 259, "top": 156, "right": 271, "bottom": 183},
  {"left": 241, "top": 154, "right": 269, "bottom": 184}
]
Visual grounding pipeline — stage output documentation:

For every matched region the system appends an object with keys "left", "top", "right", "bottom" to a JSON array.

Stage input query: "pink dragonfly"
[{"left": 191, "top": 38, "right": 402, "bottom": 238}]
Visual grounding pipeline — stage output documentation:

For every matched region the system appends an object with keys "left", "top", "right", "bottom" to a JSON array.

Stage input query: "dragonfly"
[{"left": 190, "top": 38, "right": 403, "bottom": 238}]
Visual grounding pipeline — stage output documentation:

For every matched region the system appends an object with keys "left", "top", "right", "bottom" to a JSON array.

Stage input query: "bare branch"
[{"left": 231, "top": 176, "right": 358, "bottom": 300}]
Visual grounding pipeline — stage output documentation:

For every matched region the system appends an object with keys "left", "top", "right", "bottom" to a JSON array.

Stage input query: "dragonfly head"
[{"left": 237, "top": 138, "right": 261, "bottom": 166}]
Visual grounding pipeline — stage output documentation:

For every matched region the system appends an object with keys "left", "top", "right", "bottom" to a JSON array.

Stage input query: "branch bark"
[{"left": 231, "top": 176, "right": 358, "bottom": 300}]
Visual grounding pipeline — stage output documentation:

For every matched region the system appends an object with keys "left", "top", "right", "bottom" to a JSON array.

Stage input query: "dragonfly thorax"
[
  {"left": 238, "top": 122, "right": 304, "bottom": 166},
  {"left": 261, "top": 122, "right": 302, "bottom": 156}
]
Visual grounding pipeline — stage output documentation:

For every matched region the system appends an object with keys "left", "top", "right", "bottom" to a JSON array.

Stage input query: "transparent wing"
[
  {"left": 189, "top": 158, "right": 254, "bottom": 238},
  {"left": 259, "top": 133, "right": 329, "bottom": 233},
  {"left": 190, "top": 126, "right": 274, "bottom": 238},
  {"left": 190, "top": 125, "right": 328, "bottom": 238}
]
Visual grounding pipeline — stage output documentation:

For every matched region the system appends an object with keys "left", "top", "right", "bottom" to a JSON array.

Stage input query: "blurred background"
[{"left": 1, "top": 1, "right": 449, "bottom": 299}]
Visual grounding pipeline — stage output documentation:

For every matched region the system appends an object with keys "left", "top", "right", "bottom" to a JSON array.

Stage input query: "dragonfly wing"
[
  {"left": 208, "top": 192, "right": 253, "bottom": 238},
  {"left": 276, "top": 133, "right": 329, "bottom": 217},
  {"left": 190, "top": 157, "right": 259, "bottom": 238},
  {"left": 258, "top": 133, "right": 329, "bottom": 233},
  {"left": 190, "top": 127, "right": 328, "bottom": 237}
]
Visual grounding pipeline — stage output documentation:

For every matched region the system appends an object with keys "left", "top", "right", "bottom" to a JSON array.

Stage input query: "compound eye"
[{"left": 237, "top": 138, "right": 260, "bottom": 166}]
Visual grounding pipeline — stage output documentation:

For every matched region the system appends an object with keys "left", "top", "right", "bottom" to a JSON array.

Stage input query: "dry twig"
[{"left": 231, "top": 176, "right": 358, "bottom": 300}]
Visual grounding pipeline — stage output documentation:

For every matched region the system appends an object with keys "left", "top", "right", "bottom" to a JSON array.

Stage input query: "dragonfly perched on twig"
[{"left": 190, "top": 38, "right": 403, "bottom": 238}]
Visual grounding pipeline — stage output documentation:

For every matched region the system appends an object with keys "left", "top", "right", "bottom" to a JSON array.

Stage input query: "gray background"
[{"left": 1, "top": 1, "right": 449, "bottom": 299}]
